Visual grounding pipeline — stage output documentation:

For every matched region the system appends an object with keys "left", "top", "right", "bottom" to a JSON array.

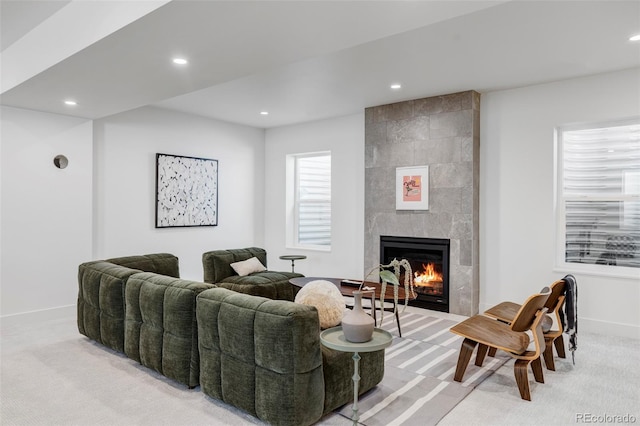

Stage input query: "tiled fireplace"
[{"left": 364, "top": 91, "right": 480, "bottom": 316}]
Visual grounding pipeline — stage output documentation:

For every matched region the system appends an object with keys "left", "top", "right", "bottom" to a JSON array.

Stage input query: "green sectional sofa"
[
  {"left": 77, "top": 252, "right": 386, "bottom": 425},
  {"left": 197, "top": 287, "right": 385, "bottom": 426},
  {"left": 202, "top": 247, "right": 303, "bottom": 301}
]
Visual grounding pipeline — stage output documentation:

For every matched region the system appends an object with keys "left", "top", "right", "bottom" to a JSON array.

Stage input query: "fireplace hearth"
[{"left": 380, "top": 235, "right": 450, "bottom": 312}]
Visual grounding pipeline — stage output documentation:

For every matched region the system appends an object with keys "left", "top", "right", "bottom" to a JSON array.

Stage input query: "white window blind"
[
  {"left": 295, "top": 153, "right": 331, "bottom": 247},
  {"left": 559, "top": 120, "right": 640, "bottom": 269}
]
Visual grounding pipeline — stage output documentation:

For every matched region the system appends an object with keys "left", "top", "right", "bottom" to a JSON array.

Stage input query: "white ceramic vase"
[{"left": 342, "top": 291, "right": 374, "bottom": 342}]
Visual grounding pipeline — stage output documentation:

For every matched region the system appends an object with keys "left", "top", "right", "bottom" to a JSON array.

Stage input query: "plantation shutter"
[
  {"left": 296, "top": 154, "right": 331, "bottom": 246},
  {"left": 561, "top": 121, "right": 640, "bottom": 268}
]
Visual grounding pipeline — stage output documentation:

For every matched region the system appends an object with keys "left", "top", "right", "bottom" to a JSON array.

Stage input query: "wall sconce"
[{"left": 53, "top": 155, "right": 68, "bottom": 169}]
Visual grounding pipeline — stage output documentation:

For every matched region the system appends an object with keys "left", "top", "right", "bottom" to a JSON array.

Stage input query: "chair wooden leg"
[
  {"left": 543, "top": 337, "right": 556, "bottom": 371},
  {"left": 475, "top": 343, "right": 489, "bottom": 366},
  {"left": 488, "top": 347, "right": 497, "bottom": 357},
  {"left": 454, "top": 338, "right": 478, "bottom": 382},
  {"left": 395, "top": 308, "right": 402, "bottom": 337},
  {"left": 530, "top": 357, "right": 544, "bottom": 383},
  {"left": 554, "top": 334, "right": 566, "bottom": 359},
  {"left": 514, "top": 359, "right": 532, "bottom": 401}
]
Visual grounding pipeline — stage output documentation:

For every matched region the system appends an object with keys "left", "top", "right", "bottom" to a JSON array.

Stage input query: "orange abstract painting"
[
  {"left": 396, "top": 165, "right": 429, "bottom": 211},
  {"left": 403, "top": 175, "right": 422, "bottom": 202}
]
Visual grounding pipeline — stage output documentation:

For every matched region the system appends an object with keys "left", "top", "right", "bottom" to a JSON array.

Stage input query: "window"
[
  {"left": 288, "top": 152, "right": 331, "bottom": 249},
  {"left": 556, "top": 119, "right": 640, "bottom": 272}
]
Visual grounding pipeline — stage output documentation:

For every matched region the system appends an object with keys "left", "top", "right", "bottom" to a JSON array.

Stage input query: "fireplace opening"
[{"left": 380, "top": 235, "right": 449, "bottom": 312}]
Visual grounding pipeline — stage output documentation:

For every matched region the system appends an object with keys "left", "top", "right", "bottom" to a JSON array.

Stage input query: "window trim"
[
  {"left": 554, "top": 117, "right": 640, "bottom": 279},
  {"left": 286, "top": 151, "right": 332, "bottom": 252}
]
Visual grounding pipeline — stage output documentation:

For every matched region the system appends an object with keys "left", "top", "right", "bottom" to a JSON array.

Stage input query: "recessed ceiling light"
[
  {"left": 172, "top": 58, "right": 188, "bottom": 65},
  {"left": 390, "top": 83, "right": 402, "bottom": 90},
  {"left": 64, "top": 100, "right": 77, "bottom": 106},
  {"left": 260, "top": 111, "right": 269, "bottom": 115},
  {"left": 630, "top": 34, "right": 640, "bottom": 42}
]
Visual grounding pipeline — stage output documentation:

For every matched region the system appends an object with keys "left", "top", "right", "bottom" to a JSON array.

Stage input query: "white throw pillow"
[
  {"left": 295, "top": 280, "right": 346, "bottom": 329},
  {"left": 230, "top": 257, "right": 266, "bottom": 277}
]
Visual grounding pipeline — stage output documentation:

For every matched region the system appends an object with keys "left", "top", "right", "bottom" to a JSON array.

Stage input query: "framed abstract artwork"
[
  {"left": 155, "top": 153, "right": 218, "bottom": 228},
  {"left": 396, "top": 165, "right": 429, "bottom": 210}
]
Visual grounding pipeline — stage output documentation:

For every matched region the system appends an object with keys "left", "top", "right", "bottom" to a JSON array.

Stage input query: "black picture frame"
[{"left": 155, "top": 153, "right": 218, "bottom": 228}]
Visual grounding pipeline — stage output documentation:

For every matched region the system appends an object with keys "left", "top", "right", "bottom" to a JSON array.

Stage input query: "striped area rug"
[{"left": 336, "top": 312, "right": 510, "bottom": 426}]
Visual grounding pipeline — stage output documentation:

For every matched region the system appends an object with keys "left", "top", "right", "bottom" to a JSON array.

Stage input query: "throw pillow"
[
  {"left": 230, "top": 257, "right": 266, "bottom": 277},
  {"left": 294, "top": 280, "right": 345, "bottom": 329}
]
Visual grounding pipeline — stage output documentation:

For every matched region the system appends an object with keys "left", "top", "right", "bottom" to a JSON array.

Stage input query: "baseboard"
[
  {"left": 1, "top": 305, "right": 76, "bottom": 328},
  {"left": 3, "top": 304, "right": 637, "bottom": 339},
  {"left": 478, "top": 302, "right": 638, "bottom": 340},
  {"left": 579, "top": 317, "right": 640, "bottom": 340}
]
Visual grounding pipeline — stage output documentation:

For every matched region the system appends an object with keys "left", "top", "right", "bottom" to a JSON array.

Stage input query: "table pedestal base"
[
  {"left": 318, "top": 327, "right": 393, "bottom": 426},
  {"left": 351, "top": 352, "right": 361, "bottom": 425}
]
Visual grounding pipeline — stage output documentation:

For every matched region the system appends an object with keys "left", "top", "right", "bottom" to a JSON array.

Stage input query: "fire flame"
[{"left": 414, "top": 263, "right": 442, "bottom": 286}]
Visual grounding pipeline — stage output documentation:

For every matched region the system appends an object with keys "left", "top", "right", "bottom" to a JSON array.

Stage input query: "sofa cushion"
[
  {"left": 230, "top": 256, "right": 266, "bottom": 276},
  {"left": 197, "top": 287, "right": 325, "bottom": 426},
  {"left": 77, "top": 261, "right": 141, "bottom": 353},
  {"left": 216, "top": 271, "right": 303, "bottom": 301},
  {"left": 77, "top": 253, "right": 181, "bottom": 353},
  {"left": 124, "top": 272, "right": 214, "bottom": 387}
]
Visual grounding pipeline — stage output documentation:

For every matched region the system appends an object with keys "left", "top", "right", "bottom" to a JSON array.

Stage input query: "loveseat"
[
  {"left": 197, "top": 287, "right": 385, "bottom": 426},
  {"left": 202, "top": 247, "right": 303, "bottom": 301}
]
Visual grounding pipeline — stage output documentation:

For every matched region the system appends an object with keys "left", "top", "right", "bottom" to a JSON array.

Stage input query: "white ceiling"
[
  {"left": 2, "top": 0, "right": 639, "bottom": 129},
  {"left": 0, "top": 0, "right": 70, "bottom": 50}
]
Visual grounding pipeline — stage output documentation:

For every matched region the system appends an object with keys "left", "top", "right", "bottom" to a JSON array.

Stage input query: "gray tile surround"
[{"left": 364, "top": 91, "right": 480, "bottom": 316}]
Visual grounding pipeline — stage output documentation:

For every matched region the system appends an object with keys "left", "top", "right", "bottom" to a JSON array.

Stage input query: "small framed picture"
[{"left": 396, "top": 166, "right": 429, "bottom": 210}]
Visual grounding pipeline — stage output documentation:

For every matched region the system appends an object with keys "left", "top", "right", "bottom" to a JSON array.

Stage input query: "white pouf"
[{"left": 294, "top": 280, "right": 346, "bottom": 329}]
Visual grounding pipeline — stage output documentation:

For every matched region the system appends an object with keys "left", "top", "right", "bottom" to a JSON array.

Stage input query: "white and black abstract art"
[{"left": 155, "top": 153, "right": 218, "bottom": 228}]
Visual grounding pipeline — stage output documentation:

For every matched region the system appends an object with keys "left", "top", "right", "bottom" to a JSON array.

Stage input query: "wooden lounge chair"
[
  {"left": 449, "top": 289, "right": 550, "bottom": 401},
  {"left": 484, "top": 280, "right": 566, "bottom": 370}
]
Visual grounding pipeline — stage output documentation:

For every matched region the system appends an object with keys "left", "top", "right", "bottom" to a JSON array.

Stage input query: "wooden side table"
[
  {"left": 279, "top": 254, "right": 306, "bottom": 273},
  {"left": 320, "top": 327, "right": 393, "bottom": 425}
]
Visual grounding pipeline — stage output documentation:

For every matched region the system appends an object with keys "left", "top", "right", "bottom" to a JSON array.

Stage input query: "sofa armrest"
[{"left": 197, "top": 287, "right": 324, "bottom": 426}]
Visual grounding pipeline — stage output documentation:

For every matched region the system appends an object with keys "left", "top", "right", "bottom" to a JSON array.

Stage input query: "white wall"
[
  {"left": 1, "top": 106, "right": 93, "bottom": 317},
  {"left": 480, "top": 68, "right": 640, "bottom": 338},
  {"left": 3, "top": 69, "right": 638, "bottom": 340},
  {"left": 264, "top": 113, "right": 365, "bottom": 278},
  {"left": 93, "top": 106, "right": 265, "bottom": 281}
]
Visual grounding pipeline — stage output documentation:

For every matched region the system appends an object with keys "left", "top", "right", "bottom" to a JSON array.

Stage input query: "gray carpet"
[
  {"left": 336, "top": 314, "right": 509, "bottom": 425},
  {"left": 438, "top": 328, "right": 640, "bottom": 426},
  {"left": 2, "top": 307, "right": 639, "bottom": 425},
  {"left": 1, "top": 315, "right": 272, "bottom": 425}
]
